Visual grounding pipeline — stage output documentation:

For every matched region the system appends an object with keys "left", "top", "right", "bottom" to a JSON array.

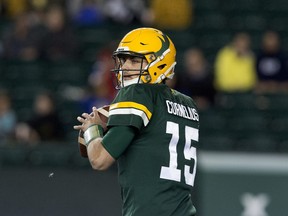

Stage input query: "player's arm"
[
  {"left": 74, "top": 107, "right": 136, "bottom": 170},
  {"left": 87, "top": 125, "right": 136, "bottom": 170},
  {"left": 86, "top": 137, "right": 115, "bottom": 170},
  {"left": 74, "top": 107, "right": 113, "bottom": 170}
]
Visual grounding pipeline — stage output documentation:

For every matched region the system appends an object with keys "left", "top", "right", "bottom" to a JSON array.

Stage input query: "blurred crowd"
[
  {"left": 170, "top": 30, "right": 288, "bottom": 109},
  {"left": 0, "top": 0, "right": 288, "bottom": 146},
  {"left": 0, "top": 0, "right": 193, "bottom": 145},
  {"left": 0, "top": 0, "right": 193, "bottom": 60},
  {"left": 0, "top": 89, "right": 66, "bottom": 145}
]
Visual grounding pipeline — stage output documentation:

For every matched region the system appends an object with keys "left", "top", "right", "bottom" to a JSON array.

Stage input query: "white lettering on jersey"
[{"left": 166, "top": 100, "right": 199, "bottom": 121}]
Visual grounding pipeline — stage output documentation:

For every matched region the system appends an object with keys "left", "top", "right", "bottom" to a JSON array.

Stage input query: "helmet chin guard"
[{"left": 112, "top": 53, "right": 149, "bottom": 89}]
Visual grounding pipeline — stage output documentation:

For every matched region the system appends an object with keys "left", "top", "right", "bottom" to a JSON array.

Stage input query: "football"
[
  {"left": 97, "top": 105, "right": 109, "bottom": 126},
  {"left": 78, "top": 105, "right": 110, "bottom": 158}
]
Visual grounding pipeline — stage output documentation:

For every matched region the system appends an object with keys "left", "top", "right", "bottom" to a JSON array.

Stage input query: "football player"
[{"left": 74, "top": 27, "right": 199, "bottom": 216}]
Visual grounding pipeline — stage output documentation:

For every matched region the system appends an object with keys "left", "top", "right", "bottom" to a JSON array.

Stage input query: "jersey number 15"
[{"left": 160, "top": 121, "right": 198, "bottom": 187}]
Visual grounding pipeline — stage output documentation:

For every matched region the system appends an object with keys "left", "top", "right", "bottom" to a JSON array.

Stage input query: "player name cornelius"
[{"left": 166, "top": 100, "right": 199, "bottom": 121}]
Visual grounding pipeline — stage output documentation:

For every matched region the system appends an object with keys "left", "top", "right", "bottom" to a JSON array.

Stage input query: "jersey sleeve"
[
  {"left": 102, "top": 126, "right": 136, "bottom": 159},
  {"left": 107, "top": 85, "right": 153, "bottom": 130}
]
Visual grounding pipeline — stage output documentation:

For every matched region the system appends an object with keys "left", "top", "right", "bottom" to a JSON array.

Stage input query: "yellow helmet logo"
[{"left": 155, "top": 33, "right": 170, "bottom": 58}]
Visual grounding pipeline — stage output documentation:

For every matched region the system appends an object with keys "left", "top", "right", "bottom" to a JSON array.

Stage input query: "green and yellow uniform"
[{"left": 103, "top": 83, "right": 199, "bottom": 216}]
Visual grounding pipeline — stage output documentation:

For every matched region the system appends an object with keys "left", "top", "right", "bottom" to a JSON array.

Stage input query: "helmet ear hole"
[{"left": 158, "top": 64, "right": 166, "bottom": 70}]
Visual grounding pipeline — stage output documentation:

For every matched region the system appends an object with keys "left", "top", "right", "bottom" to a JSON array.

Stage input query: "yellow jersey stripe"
[
  {"left": 109, "top": 108, "right": 149, "bottom": 126},
  {"left": 110, "top": 101, "right": 152, "bottom": 120}
]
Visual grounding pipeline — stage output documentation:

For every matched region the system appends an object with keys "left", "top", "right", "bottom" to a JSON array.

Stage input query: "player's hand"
[
  {"left": 74, "top": 105, "right": 109, "bottom": 157},
  {"left": 73, "top": 107, "right": 106, "bottom": 132}
]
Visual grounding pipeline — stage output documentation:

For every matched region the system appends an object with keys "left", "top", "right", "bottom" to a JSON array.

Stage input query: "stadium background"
[{"left": 0, "top": 0, "right": 288, "bottom": 215}]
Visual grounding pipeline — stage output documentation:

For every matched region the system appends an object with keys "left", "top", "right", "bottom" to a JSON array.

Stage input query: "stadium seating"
[
  {"left": 199, "top": 92, "right": 288, "bottom": 153},
  {"left": 235, "top": 134, "right": 277, "bottom": 152},
  {"left": 28, "top": 143, "right": 76, "bottom": 167},
  {"left": 0, "top": 145, "right": 30, "bottom": 166},
  {"left": 200, "top": 134, "right": 235, "bottom": 151}
]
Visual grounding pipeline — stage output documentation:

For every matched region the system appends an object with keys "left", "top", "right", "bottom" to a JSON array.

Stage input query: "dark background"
[{"left": 0, "top": 166, "right": 122, "bottom": 216}]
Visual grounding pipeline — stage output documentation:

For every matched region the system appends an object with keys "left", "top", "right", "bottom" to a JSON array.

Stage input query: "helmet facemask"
[{"left": 112, "top": 52, "right": 151, "bottom": 89}]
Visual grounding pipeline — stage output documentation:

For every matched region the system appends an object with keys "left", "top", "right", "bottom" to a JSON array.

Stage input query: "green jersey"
[{"left": 105, "top": 83, "right": 199, "bottom": 216}]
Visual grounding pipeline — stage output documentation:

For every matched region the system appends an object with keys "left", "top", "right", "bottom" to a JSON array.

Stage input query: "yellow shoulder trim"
[{"left": 110, "top": 101, "right": 152, "bottom": 120}]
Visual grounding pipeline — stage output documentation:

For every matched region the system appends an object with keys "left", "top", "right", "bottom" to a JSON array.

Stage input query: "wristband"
[{"left": 83, "top": 124, "right": 104, "bottom": 146}]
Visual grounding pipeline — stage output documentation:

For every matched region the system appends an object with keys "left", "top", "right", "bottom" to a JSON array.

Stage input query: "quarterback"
[{"left": 74, "top": 27, "right": 199, "bottom": 216}]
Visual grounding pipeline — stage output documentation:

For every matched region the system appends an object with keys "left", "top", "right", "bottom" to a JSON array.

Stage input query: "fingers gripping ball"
[{"left": 78, "top": 105, "right": 109, "bottom": 158}]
